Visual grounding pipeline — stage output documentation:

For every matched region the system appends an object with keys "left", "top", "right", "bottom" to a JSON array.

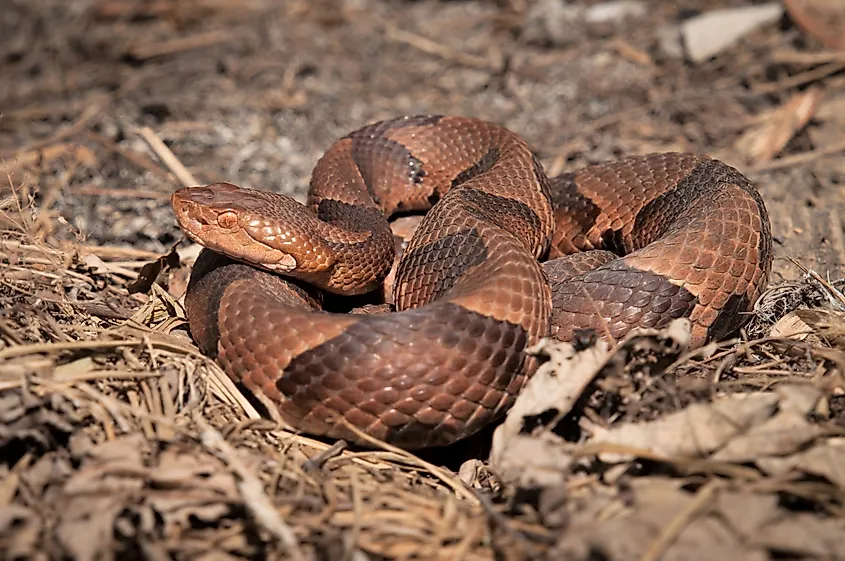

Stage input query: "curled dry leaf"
[
  {"left": 734, "top": 88, "right": 823, "bottom": 165},
  {"left": 769, "top": 310, "right": 826, "bottom": 347},
  {"left": 489, "top": 319, "right": 691, "bottom": 486},
  {"left": 489, "top": 338, "right": 611, "bottom": 486},
  {"left": 757, "top": 437, "right": 845, "bottom": 490},
  {"left": 127, "top": 245, "right": 181, "bottom": 294},
  {"left": 591, "top": 392, "right": 780, "bottom": 463}
]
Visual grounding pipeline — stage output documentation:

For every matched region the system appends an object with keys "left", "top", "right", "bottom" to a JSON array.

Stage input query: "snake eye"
[{"left": 217, "top": 211, "right": 238, "bottom": 229}]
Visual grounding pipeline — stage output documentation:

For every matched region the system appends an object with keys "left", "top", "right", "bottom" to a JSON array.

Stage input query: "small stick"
[
  {"left": 136, "top": 127, "right": 198, "bottom": 187},
  {"left": 385, "top": 24, "right": 494, "bottom": 70},
  {"left": 749, "top": 140, "right": 845, "bottom": 174},
  {"left": 339, "top": 419, "right": 480, "bottom": 506},
  {"left": 752, "top": 61, "right": 845, "bottom": 94},
  {"left": 638, "top": 481, "right": 720, "bottom": 561},
  {"left": 301, "top": 441, "right": 347, "bottom": 472},
  {"left": 128, "top": 30, "right": 231, "bottom": 61}
]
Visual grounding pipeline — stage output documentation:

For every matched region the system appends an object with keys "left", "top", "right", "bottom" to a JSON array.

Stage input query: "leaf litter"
[{"left": 3, "top": 170, "right": 845, "bottom": 560}]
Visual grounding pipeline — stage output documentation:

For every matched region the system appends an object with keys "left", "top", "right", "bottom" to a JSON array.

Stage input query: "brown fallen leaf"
[
  {"left": 489, "top": 337, "right": 611, "bottom": 486},
  {"left": 128, "top": 245, "right": 181, "bottom": 294},
  {"left": 785, "top": 0, "right": 845, "bottom": 51},
  {"left": 712, "top": 409, "right": 828, "bottom": 462},
  {"left": 714, "top": 492, "right": 781, "bottom": 542},
  {"left": 768, "top": 310, "right": 826, "bottom": 347},
  {"left": 490, "top": 319, "right": 691, "bottom": 485},
  {"left": 56, "top": 494, "right": 131, "bottom": 561},
  {"left": 735, "top": 88, "right": 824, "bottom": 165}
]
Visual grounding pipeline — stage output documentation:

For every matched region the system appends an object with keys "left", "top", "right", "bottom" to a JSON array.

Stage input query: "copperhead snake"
[{"left": 172, "top": 115, "right": 772, "bottom": 449}]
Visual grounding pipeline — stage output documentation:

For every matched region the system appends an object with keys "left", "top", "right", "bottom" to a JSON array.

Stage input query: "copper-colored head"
[{"left": 171, "top": 183, "right": 334, "bottom": 274}]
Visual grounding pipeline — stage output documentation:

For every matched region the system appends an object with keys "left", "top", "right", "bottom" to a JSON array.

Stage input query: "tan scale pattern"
[{"left": 176, "top": 116, "right": 772, "bottom": 449}]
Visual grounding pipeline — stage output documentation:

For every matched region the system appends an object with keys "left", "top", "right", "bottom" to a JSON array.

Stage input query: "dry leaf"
[
  {"left": 735, "top": 89, "right": 824, "bottom": 165},
  {"left": 757, "top": 437, "right": 845, "bottom": 490},
  {"left": 591, "top": 393, "right": 780, "bottom": 463},
  {"left": 714, "top": 492, "right": 781, "bottom": 542},
  {"left": 755, "top": 514, "right": 845, "bottom": 558},
  {"left": 56, "top": 494, "right": 129, "bottom": 561},
  {"left": 489, "top": 338, "right": 611, "bottom": 485},
  {"left": 769, "top": 310, "right": 825, "bottom": 346},
  {"left": 128, "top": 245, "right": 181, "bottom": 294},
  {"left": 490, "top": 432, "right": 575, "bottom": 488},
  {"left": 785, "top": 0, "right": 845, "bottom": 51},
  {"left": 552, "top": 480, "right": 769, "bottom": 561},
  {"left": 712, "top": 409, "right": 827, "bottom": 462},
  {"left": 0, "top": 505, "right": 41, "bottom": 560},
  {"left": 490, "top": 320, "right": 692, "bottom": 485}
]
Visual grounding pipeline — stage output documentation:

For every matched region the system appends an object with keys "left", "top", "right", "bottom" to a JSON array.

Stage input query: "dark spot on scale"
[
  {"left": 707, "top": 293, "right": 751, "bottom": 342},
  {"left": 316, "top": 199, "right": 383, "bottom": 233},
  {"left": 451, "top": 147, "right": 499, "bottom": 188},
  {"left": 408, "top": 155, "right": 426, "bottom": 185},
  {"left": 547, "top": 174, "right": 603, "bottom": 237}
]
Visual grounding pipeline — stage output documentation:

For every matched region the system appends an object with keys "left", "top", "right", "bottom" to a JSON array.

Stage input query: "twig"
[
  {"left": 752, "top": 61, "right": 845, "bottom": 94},
  {"left": 788, "top": 257, "right": 845, "bottom": 309},
  {"left": 0, "top": 338, "right": 144, "bottom": 360},
  {"left": 638, "top": 481, "right": 720, "bottom": 561},
  {"left": 302, "top": 440, "right": 348, "bottom": 472},
  {"left": 339, "top": 419, "right": 480, "bottom": 506},
  {"left": 748, "top": 140, "right": 845, "bottom": 174},
  {"left": 771, "top": 49, "right": 845, "bottom": 65},
  {"left": 127, "top": 30, "right": 232, "bottom": 61},
  {"left": 385, "top": 24, "right": 495, "bottom": 70},
  {"left": 136, "top": 127, "right": 198, "bottom": 187},
  {"left": 196, "top": 416, "right": 306, "bottom": 561}
]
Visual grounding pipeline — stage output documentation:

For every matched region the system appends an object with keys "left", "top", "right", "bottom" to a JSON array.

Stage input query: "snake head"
[{"left": 171, "top": 183, "right": 336, "bottom": 274}]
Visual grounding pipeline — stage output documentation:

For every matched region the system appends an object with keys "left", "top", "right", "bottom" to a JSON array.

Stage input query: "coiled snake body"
[{"left": 172, "top": 115, "right": 772, "bottom": 449}]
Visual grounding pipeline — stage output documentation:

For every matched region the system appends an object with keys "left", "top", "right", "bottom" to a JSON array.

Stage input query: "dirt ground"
[{"left": 3, "top": 0, "right": 845, "bottom": 559}]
